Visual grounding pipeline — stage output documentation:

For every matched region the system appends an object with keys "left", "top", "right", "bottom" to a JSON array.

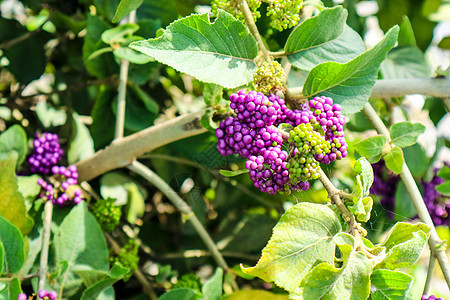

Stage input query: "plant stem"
[
  {"left": 104, "top": 232, "right": 158, "bottom": 300},
  {"left": 161, "top": 250, "right": 259, "bottom": 261},
  {"left": 318, "top": 169, "right": 359, "bottom": 234},
  {"left": 114, "top": 11, "right": 136, "bottom": 140},
  {"left": 362, "top": 102, "right": 450, "bottom": 290},
  {"left": 38, "top": 201, "right": 53, "bottom": 292},
  {"left": 236, "top": 0, "right": 271, "bottom": 62},
  {"left": 127, "top": 160, "right": 239, "bottom": 290},
  {"left": 288, "top": 78, "right": 450, "bottom": 99},
  {"left": 75, "top": 109, "right": 207, "bottom": 181},
  {"left": 424, "top": 251, "right": 435, "bottom": 295}
]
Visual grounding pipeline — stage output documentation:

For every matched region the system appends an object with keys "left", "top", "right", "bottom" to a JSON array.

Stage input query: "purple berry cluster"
[
  {"left": 215, "top": 91, "right": 347, "bottom": 194},
  {"left": 28, "top": 133, "right": 63, "bottom": 174},
  {"left": 37, "top": 165, "right": 83, "bottom": 206},
  {"left": 370, "top": 161, "right": 400, "bottom": 220},
  {"left": 422, "top": 295, "right": 444, "bottom": 300},
  {"left": 17, "top": 290, "right": 57, "bottom": 300},
  {"left": 422, "top": 169, "right": 450, "bottom": 226}
]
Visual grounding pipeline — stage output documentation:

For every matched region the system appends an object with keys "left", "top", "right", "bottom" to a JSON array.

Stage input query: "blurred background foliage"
[{"left": 0, "top": 0, "right": 449, "bottom": 298}]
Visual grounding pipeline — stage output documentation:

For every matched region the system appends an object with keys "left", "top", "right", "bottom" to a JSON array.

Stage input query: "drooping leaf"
[
  {"left": 125, "top": 182, "right": 145, "bottom": 224},
  {"left": 390, "top": 122, "right": 426, "bottom": 148},
  {"left": 130, "top": 10, "right": 258, "bottom": 88},
  {"left": 380, "top": 46, "right": 430, "bottom": 79},
  {"left": 241, "top": 202, "right": 341, "bottom": 292},
  {"left": 437, "top": 166, "right": 450, "bottom": 181},
  {"left": 0, "top": 216, "right": 25, "bottom": 275},
  {"left": 0, "top": 152, "right": 34, "bottom": 235},
  {"left": 403, "top": 144, "right": 428, "bottom": 177},
  {"left": 219, "top": 169, "right": 249, "bottom": 177},
  {"left": 383, "top": 146, "right": 404, "bottom": 175},
  {"left": 285, "top": 7, "right": 364, "bottom": 71},
  {"left": 112, "top": 0, "right": 144, "bottom": 23},
  {"left": 292, "top": 233, "right": 371, "bottom": 300},
  {"left": 370, "top": 269, "right": 414, "bottom": 300},
  {"left": 113, "top": 47, "right": 154, "bottom": 64},
  {"left": 0, "top": 125, "right": 27, "bottom": 167},
  {"left": 302, "top": 26, "right": 399, "bottom": 113},
  {"left": 100, "top": 172, "right": 146, "bottom": 206},
  {"left": 201, "top": 268, "right": 223, "bottom": 300},
  {"left": 54, "top": 202, "right": 109, "bottom": 296},
  {"left": 353, "top": 135, "right": 387, "bottom": 161}
]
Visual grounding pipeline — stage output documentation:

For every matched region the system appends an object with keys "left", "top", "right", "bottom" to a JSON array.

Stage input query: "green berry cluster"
[
  {"left": 111, "top": 239, "right": 139, "bottom": 281},
  {"left": 287, "top": 123, "right": 330, "bottom": 184},
  {"left": 91, "top": 197, "right": 122, "bottom": 232},
  {"left": 211, "top": 0, "right": 261, "bottom": 22},
  {"left": 267, "top": 0, "right": 303, "bottom": 31},
  {"left": 172, "top": 273, "right": 202, "bottom": 292},
  {"left": 252, "top": 61, "right": 285, "bottom": 94}
]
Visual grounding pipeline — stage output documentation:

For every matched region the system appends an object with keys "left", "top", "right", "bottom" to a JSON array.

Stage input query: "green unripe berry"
[{"left": 91, "top": 198, "right": 122, "bottom": 232}]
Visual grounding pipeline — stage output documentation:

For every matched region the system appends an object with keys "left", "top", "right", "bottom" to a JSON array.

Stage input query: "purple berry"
[
  {"left": 38, "top": 289, "right": 48, "bottom": 298},
  {"left": 48, "top": 291, "right": 57, "bottom": 300},
  {"left": 17, "top": 293, "right": 27, "bottom": 300}
]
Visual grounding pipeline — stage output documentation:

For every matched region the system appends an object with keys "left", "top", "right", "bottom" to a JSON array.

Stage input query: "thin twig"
[
  {"left": 127, "top": 160, "right": 239, "bottom": 291},
  {"left": 362, "top": 102, "right": 450, "bottom": 290},
  {"left": 236, "top": 0, "right": 271, "bottom": 62},
  {"left": 424, "top": 251, "right": 436, "bottom": 295},
  {"left": 38, "top": 201, "right": 53, "bottom": 291},
  {"left": 160, "top": 250, "right": 259, "bottom": 261},
  {"left": 104, "top": 232, "right": 158, "bottom": 300}
]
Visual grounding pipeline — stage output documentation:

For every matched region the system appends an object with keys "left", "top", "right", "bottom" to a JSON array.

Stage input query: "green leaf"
[
  {"left": 129, "top": 83, "right": 159, "bottom": 114},
  {"left": 102, "top": 23, "right": 140, "bottom": 44},
  {"left": 436, "top": 182, "right": 450, "bottom": 196},
  {"left": 438, "top": 36, "right": 450, "bottom": 49},
  {"left": 390, "top": 122, "right": 425, "bottom": 148},
  {"left": 377, "top": 222, "right": 430, "bottom": 270},
  {"left": 0, "top": 277, "right": 21, "bottom": 300},
  {"left": 397, "top": 16, "right": 416, "bottom": 47},
  {"left": 353, "top": 157, "right": 374, "bottom": 196},
  {"left": 100, "top": 172, "right": 147, "bottom": 205},
  {"left": 437, "top": 166, "right": 450, "bottom": 181},
  {"left": 79, "top": 263, "right": 129, "bottom": 300},
  {"left": 293, "top": 233, "right": 371, "bottom": 300},
  {"left": 0, "top": 244, "right": 3, "bottom": 273},
  {"left": 394, "top": 182, "right": 416, "bottom": 220},
  {"left": 241, "top": 202, "right": 341, "bottom": 292},
  {"left": 0, "top": 215, "right": 24, "bottom": 275},
  {"left": 203, "top": 83, "right": 223, "bottom": 106},
  {"left": 125, "top": 182, "right": 145, "bottom": 223},
  {"left": 285, "top": 7, "right": 364, "bottom": 71},
  {"left": 201, "top": 268, "right": 223, "bottom": 300},
  {"left": 303, "top": 26, "right": 399, "bottom": 114},
  {"left": 348, "top": 196, "right": 373, "bottom": 223},
  {"left": 353, "top": 135, "right": 387, "bottom": 161},
  {"left": 223, "top": 290, "right": 289, "bottom": 300},
  {"left": 17, "top": 175, "right": 41, "bottom": 211},
  {"left": 200, "top": 108, "right": 219, "bottom": 133},
  {"left": 68, "top": 113, "right": 95, "bottom": 164},
  {"left": 130, "top": 10, "right": 258, "bottom": 88},
  {"left": 159, "top": 288, "right": 201, "bottom": 300},
  {"left": 0, "top": 152, "right": 34, "bottom": 235},
  {"left": 35, "top": 101, "right": 67, "bottom": 128},
  {"left": 112, "top": 0, "right": 144, "bottom": 23},
  {"left": 54, "top": 202, "right": 109, "bottom": 296},
  {"left": 219, "top": 169, "right": 249, "bottom": 177},
  {"left": 113, "top": 47, "right": 154, "bottom": 64},
  {"left": 403, "top": 144, "right": 428, "bottom": 177},
  {"left": 0, "top": 125, "right": 27, "bottom": 167},
  {"left": 381, "top": 46, "right": 430, "bottom": 79},
  {"left": 370, "top": 269, "right": 413, "bottom": 300},
  {"left": 383, "top": 146, "right": 404, "bottom": 175}
]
